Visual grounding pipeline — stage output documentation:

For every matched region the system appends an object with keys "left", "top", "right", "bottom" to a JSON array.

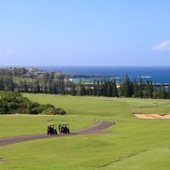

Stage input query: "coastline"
[{"left": 1, "top": 66, "right": 170, "bottom": 83}]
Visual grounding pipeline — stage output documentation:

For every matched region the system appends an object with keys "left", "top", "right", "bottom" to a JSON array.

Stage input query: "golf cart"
[
  {"left": 47, "top": 124, "right": 57, "bottom": 135},
  {"left": 59, "top": 123, "right": 70, "bottom": 134}
]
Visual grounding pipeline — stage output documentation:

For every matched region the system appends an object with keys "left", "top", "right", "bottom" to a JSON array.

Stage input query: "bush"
[
  {"left": 41, "top": 107, "right": 56, "bottom": 115},
  {"left": 41, "top": 106, "right": 66, "bottom": 115},
  {"left": 0, "top": 91, "right": 66, "bottom": 115},
  {"left": 0, "top": 91, "right": 21, "bottom": 99},
  {"left": 26, "top": 102, "right": 40, "bottom": 114},
  {"left": 55, "top": 108, "right": 66, "bottom": 115},
  {"left": 0, "top": 101, "right": 9, "bottom": 114}
]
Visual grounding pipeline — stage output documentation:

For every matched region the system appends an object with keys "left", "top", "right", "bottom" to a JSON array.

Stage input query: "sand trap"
[{"left": 134, "top": 113, "right": 170, "bottom": 119}]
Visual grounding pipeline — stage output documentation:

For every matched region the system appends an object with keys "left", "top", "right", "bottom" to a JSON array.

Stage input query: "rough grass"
[{"left": 1, "top": 94, "right": 170, "bottom": 170}]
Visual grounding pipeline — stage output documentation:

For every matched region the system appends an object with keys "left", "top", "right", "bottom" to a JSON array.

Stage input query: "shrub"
[
  {"left": 0, "top": 91, "right": 66, "bottom": 115},
  {"left": 41, "top": 107, "right": 56, "bottom": 115},
  {"left": 55, "top": 108, "right": 66, "bottom": 115}
]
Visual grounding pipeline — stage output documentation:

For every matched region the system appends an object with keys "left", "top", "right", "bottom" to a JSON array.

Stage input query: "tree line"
[{"left": 0, "top": 73, "right": 170, "bottom": 99}]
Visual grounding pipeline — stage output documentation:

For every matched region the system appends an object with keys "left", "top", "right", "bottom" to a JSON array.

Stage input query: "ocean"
[{"left": 38, "top": 66, "right": 170, "bottom": 83}]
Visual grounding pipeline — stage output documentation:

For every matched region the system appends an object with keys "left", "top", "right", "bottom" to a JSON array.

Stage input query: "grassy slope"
[
  {"left": 22, "top": 94, "right": 170, "bottom": 115},
  {"left": 1, "top": 94, "right": 170, "bottom": 170}
]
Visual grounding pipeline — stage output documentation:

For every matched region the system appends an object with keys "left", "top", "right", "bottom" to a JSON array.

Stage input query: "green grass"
[
  {"left": 0, "top": 115, "right": 97, "bottom": 137},
  {"left": 1, "top": 94, "right": 170, "bottom": 170},
  {"left": 22, "top": 94, "right": 170, "bottom": 115}
]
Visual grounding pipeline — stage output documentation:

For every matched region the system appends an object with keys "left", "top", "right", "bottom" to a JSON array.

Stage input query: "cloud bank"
[{"left": 153, "top": 40, "right": 170, "bottom": 51}]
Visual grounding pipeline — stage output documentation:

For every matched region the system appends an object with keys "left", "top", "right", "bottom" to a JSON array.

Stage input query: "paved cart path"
[{"left": 0, "top": 122, "right": 115, "bottom": 146}]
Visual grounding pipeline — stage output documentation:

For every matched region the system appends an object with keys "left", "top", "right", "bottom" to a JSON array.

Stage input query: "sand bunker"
[{"left": 134, "top": 113, "right": 170, "bottom": 119}]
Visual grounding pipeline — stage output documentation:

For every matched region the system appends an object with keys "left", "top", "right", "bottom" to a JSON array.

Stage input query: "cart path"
[{"left": 0, "top": 122, "right": 115, "bottom": 146}]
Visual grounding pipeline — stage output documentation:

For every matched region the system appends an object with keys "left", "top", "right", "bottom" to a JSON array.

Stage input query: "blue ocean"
[{"left": 38, "top": 66, "right": 170, "bottom": 83}]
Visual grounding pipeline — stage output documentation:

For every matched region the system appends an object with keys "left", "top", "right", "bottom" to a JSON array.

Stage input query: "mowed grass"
[
  {"left": 1, "top": 94, "right": 170, "bottom": 170},
  {"left": 23, "top": 94, "right": 170, "bottom": 115},
  {"left": 0, "top": 115, "right": 97, "bottom": 137}
]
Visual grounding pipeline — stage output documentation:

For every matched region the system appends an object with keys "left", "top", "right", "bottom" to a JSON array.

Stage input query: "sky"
[{"left": 0, "top": 0, "right": 170, "bottom": 67}]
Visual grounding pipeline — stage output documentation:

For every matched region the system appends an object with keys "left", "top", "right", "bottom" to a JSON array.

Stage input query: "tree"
[
  {"left": 42, "top": 80, "right": 48, "bottom": 93},
  {"left": 59, "top": 79, "right": 65, "bottom": 95},
  {"left": 86, "top": 85, "right": 92, "bottom": 96},
  {"left": 9, "top": 76, "right": 14, "bottom": 91},
  {"left": 168, "top": 83, "right": 170, "bottom": 99},
  {"left": 23, "top": 80, "right": 28, "bottom": 92},
  {"left": 3, "top": 76, "right": 14, "bottom": 91},
  {"left": 48, "top": 80, "right": 52, "bottom": 94},
  {"left": 149, "top": 81, "right": 153, "bottom": 98},
  {"left": 77, "top": 83, "right": 85, "bottom": 96},
  {"left": 71, "top": 82, "right": 76, "bottom": 96},
  {"left": 100, "top": 79, "right": 107, "bottom": 96},
  {"left": 18, "top": 80, "right": 24, "bottom": 92},
  {"left": 112, "top": 79, "right": 118, "bottom": 97},
  {"left": 138, "top": 77, "right": 143, "bottom": 98},
  {"left": 34, "top": 80, "right": 40, "bottom": 93},
  {"left": 153, "top": 81, "right": 157, "bottom": 98},
  {"left": 92, "top": 80, "right": 97, "bottom": 96},
  {"left": 159, "top": 83, "right": 166, "bottom": 99},
  {"left": 97, "top": 80, "right": 100, "bottom": 96},
  {"left": 51, "top": 80, "right": 57, "bottom": 94},
  {"left": 55, "top": 73, "right": 65, "bottom": 95},
  {"left": 0, "top": 76, "right": 4, "bottom": 91},
  {"left": 122, "top": 75, "right": 132, "bottom": 97},
  {"left": 133, "top": 79, "right": 138, "bottom": 98},
  {"left": 107, "top": 81, "right": 112, "bottom": 97},
  {"left": 143, "top": 80, "right": 150, "bottom": 98}
]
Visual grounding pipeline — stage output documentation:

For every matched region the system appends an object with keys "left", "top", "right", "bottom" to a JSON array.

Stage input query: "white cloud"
[{"left": 152, "top": 40, "right": 170, "bottom": 51}]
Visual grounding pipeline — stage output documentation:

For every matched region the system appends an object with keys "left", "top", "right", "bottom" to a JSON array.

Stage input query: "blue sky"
[{"left": 0, "top": 0, "right": 170, "bottom": 66}]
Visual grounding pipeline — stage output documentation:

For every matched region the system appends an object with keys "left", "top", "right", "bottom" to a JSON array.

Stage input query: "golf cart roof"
[
  {"left": 48, "top": 123, "right": 56, "bottom": 126},
  {"left": 61, "top": 123, "right": 68, "bottom": 125}
]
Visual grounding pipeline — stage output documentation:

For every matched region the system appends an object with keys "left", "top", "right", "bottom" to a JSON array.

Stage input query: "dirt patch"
[
  {"left": 0, "top": 122, "right": 115, "bottom": 147},
  {"left": 0, "top": 158, "right": 8, "bottom": 162},
  {"left": 134, "top": 113, "right": 170, "bottom": 119}
]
